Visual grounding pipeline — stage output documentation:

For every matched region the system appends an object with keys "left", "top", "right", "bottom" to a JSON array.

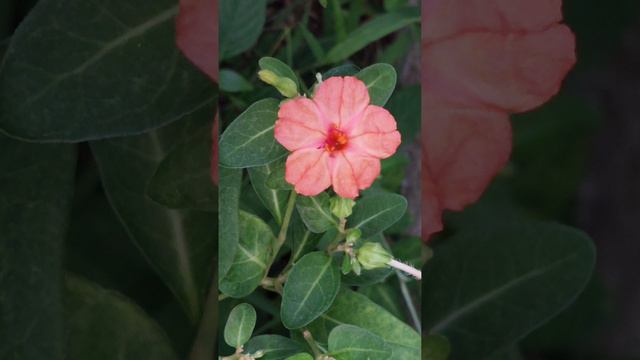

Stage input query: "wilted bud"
[
  {"left": 330, "top": 196, "right": 355, "bottom": 218},
  {"left": 357, "top": 242, "right": 393, "bottom": 270},
  {"left": 345, "top": 228, "right": 362, "bottom": 243},
  {"left": 258, "top": 70, "right": 298, "bottom": 98}
]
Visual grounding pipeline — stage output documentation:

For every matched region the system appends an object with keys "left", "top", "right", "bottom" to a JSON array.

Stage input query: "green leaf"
[
  {"left": 355, "top": 63, "right": 397, "bottom": 106},
  {"left": 325, "top": 7, "right": 420, "bottom": 64},
  {"left": 220, "top": 0, "right": 266, "bottom": 60},
  {"left": 422, "top": 335, "right": 451, "bottom": 360},
  {"left": 0, "top": 0, "right": 216, "bottom": 142},
  {"left": 296, "top": 193, "right": 338, "bottom": 233},
  {"left": 219, "top": 167, "right": 242, "bottom": 280},
  {"left": 347, "top": 193, "right": 407, "bottom": 238},
  {"left": 220, "top": 69, "right": 254, "bottom": 92},
  {"left": 224, "top": 303, "right": 257, "bottom": 348},
  {"left": 328, "top": 325, "right": 392, "bottom": 360},
  {"left": 359, "top": 284, "right": 405, "bottom": 320},
  {"left": 248, "top": 162, "right": 290, "bottom": 225},
  {"left": 265, "top": 158, "right": 292, "bottom": 190},
  {"left": 219, "top": 98, "right": 286, "bottom": 168},
  {"left": 423, "top": 217, "right": 596, "bottom": 359},
  {"left": 0, "top": 135, "right": 76, "bottom": 360},
  {"left": 219, "top": 211, "right": 274, "bottom": 298},
  {"left": 383, "top": 0, "right": 408, "bottom": 11},
  {"left": 147, "top": 121, "right": 216, "bottom": 211},
  {"left": 323, "top": 64, "right": 359, "bottom": 79},
  {"left": 259, "top": 57, "right": 300, "bottom": 90},
  {"left": 244, "top": 335, "right": 305, "bottom": 360},
  {"left": 90, "top": 114, "right": 215, "bottom": 322},
  {"left": 298, "top": 24, "right": 325, "bottom": 64},
  {"left": 64, "top": 275, "right": 178, "bottom": 360},
  {"left": 287, "top": 212, "right": 321, "bottom": 264},
  {"left": 386, "top": 85, "right": 420, "bottom": 141},
  {"left": 305, "top": 288, "right": 420, "bottom": 360},
  {"left": 281, "top": 252, "right": 341, "bottom": 329},
  {"left": 319, "top": 0, "right": 328, "bottom": 8},
  {"left": 286, "top": 354, "right": 313, "bottom": 360}
]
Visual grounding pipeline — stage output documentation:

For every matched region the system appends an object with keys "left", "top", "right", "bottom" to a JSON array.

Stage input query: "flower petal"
[
  {"left": 346, "top": 105, "right": 401, "bottom": 159},
  {"left": 275, "top": 97, "right": 329, "bottom": 151},
  {"left": 176, "top": 0, "right": 218, "bottom": 81},
  {"left": 330, "top": 152, "right": 380, "bottom": 199},
  {"left": 313, "top": 76, "right": 369, "bottom": 127},
  {"left": 285, "top": 148, "right": 331, "bottom": 196}
]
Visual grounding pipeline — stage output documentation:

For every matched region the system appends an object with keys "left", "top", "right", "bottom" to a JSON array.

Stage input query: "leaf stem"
[{"left": 302, "top": 330, "right": 323, "bottom": 358}]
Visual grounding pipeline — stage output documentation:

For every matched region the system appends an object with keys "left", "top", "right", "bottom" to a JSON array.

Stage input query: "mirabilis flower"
[{"left": 274, "top": 76, "right": 401, "bottom": 199}]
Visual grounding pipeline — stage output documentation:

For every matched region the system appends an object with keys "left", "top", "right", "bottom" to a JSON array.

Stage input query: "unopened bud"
[
  {"left": 258, "top": 70, "right": 298, "bottom": 98},
  {"left": 330, "top": 196, "right": 355, "bottom": 219},
  {"left": 345, "top": 228, "right": 362, "bottom": 243},
  {"left": 357, "top": 242, "right": 393, "bottom": 270}
]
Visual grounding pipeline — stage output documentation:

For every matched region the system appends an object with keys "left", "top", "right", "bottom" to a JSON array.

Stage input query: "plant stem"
[
  {"left": 397, "top": 272, "right": 421, "bottom": 333},
  {"left": 303, "top": 330, "right": 323, "bottom": 358},
  {"left": 387, "top": 259, "right": 422, "bottom": 280}
]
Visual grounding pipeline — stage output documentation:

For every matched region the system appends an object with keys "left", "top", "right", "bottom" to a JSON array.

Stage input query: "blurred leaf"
[
  {"left": 224, "top": 303, "right": 257, "bottom": 348},
  {"left": 384, "top": 0, "right": 409, "bottom": 12},
  {"left": 386, "top": 85, "right": 420, "bottom": 141},
  {"left": 90, "top": 115, "right": 215, "bottom": 322},
  {"left": 219, "top": 211, "right": 274, "bottom": 298},
  {"left": 348, "top": 193, "right": 407, "bottom": 238},
  {"left": 298, "top": 24, "right": 325, "bottom": 64},
  {"left": 219, "top": 98, "right": 286, "bottom": 168},
  {"left": 286, "top": 354, "right": 313, "bottom": 360},
  {"left": 376, "top": 30, "right": 414, "bottom": 66},
  {"left": 244, "top": 335, "right": 305, "bottom": 360},
  {"left": 219, "top": 167, "right": 242, "bottom": 280},
  {"left": 318, "top": 0, "right": 328, "bottom": 8},
  {"left": 0, "top": 135, "right": 76, "bottom": 360},
  {"left": 0, "top": 0, "right": 215, "bottom": 141},
  {"left": 422, "top": 334, "right": 451, "bottom": 360},
  {"left": 248, "top": 161, "right": 290, "bottom": 225},
  {"left": 147, "top": 120, "right": 216, "bottom": 211},
  {"left": 65, "top": 275, "right": 178, "bottom": 360},
  {"left": 296, "top": 193, "right": 338, "bottom": 233},
  {"left": 424, "top": 209, "right": 596, "bottom": 360},
  {"left": 220, "top": 69, "right": 253, "bottom": 92},
  {"left": 220, "top": 0, "right": 266, "bottom": 60},
  {"left": 325, "top": 7, "right": 420, "bottom": 64},
  {"left": 328, "top": 325, "right": 391, "bottom": 360},
  {"left": 355, "top": 63, "right": 397, "bottom": 106},
  {"left": 305, "top": 288, "right": 420, "bottom": 360},
  {"left": 281, "top": 252, "right": 341, "bottom": 329}
]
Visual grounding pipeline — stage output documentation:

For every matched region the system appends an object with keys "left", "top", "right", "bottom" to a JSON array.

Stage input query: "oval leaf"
[
  {"left": 0, "top": 0, "right": 216, "bottom": 141},
  {"left": 219, "top": 211, "right": 274, "bottom": 298},
  {"left": 423, "top": 217, "right": 596, "bottom": 359},
  {"left": 355, "top": 63, "right": 397, "bottom": 106},
  {"left": 296, "top": 193, "right": 338, "bottom": 233},
  {"left": 224, "top": 303, "right": 257, "bottom": 348},
  {"left": 281, "top": 252, "right": 340, "bottom": 329},
  {"left": 219, "top": 98, "right": 286, "bottom": 168},
  {"left": 347, "top": 193, "right": 407, "bottom": 238},
  {"left": 305, "top": 289, "right": 421, "bottom": 360},
  {"left": 65, "top": 276, "right": 178, "bottom": 360},
  {"left": 244, "top": 335, "right": 305, "bottom": 360},
  {"left": 220, "top": 0, "right": 266, "bottom": 60},
  {"left": 328, "top": 325, "right": 392, "bottom": 360}
]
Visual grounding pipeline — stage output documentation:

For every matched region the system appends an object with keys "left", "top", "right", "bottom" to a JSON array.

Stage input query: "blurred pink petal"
[{"left": 176, "top": 0, "right": 217, "bottom": 81}]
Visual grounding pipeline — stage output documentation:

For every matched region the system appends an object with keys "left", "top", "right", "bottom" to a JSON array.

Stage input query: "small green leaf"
[
  {"left": 244, "top": 335, "right": 305, "bottom": 360},
  {"left": 219, "top": 211, "right": 274, "bottom": 298},
  {"left": 328, "top": 325, "right": 391, "bottom": 360},
  {"left": 224, "top": 303, "right": 257, "bottom": 348},
  {"left": 355, "top": 63, "right": 397, "bottom": 106},
  {"left": 281, "top": 252, "right": 341, "bottom": 329},
  {"left": 220, "top": 0, "right": 266, "bottom": 60},
  {"left": 306, "top": 289, "right": 420, "bottom": 360},
  {"left": 296, "top": 193, "right": 338, "bottom": 233},
  {"left": 259, "top": 57, "right": 300, "bottom": 91},
  {"left": 348, "top": 193, "right": 407, "bottom": 238},
  {"left": 286, "top": 353, "right": 314, "bottom": 360},
  {"left": 248, "top": 162, "right": 290, "bottom": 225},
  {"left": 220, "top": 69, "right": 254, "bottom": 92},
  {"left": 265, "top": 158, "right": 292, "bottom": 190},
  {"left": 423, "top": 335, "right": 451, "bottom": 360},
  {"left": 0, "top": 0, "right": 215, "bottom": 141},
  {"left": 65, "top": 275, "right": 178, "bottom": 360},
  {"left": 147, "top": 121, "right": 216, "bottom": 211},
  {"left": 219, "top": 167, "right": 242, "bottom": 280},
  {"left": 219, "top": 98, "right": 286, "bottom": 168},
  {"left": 325, "top": 7, "right": 420, "bottom": 64}
]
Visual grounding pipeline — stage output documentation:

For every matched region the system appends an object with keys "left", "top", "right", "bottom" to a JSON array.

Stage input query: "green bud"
[
  {"left": 341, "top": 255, "right": 352, "bottom": 275},
  {"left": 351, "top": 257, "right": 362, "bottom": 276},
  {"left": 345, "top": 228, "right": 362, "bottom": 243},
  {"left": 258, "top": 70, "right": 298, "bottom": 98},
  {"left": 330, "top": 196, "right": 356, "bottom": 219},
  {"left": 357, "top": 242, "right": 393, "bottom": 270}
]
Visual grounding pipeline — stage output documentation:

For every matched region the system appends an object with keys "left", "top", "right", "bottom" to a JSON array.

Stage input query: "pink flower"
[{"left": 274, "top": 76, "right": 401, "bottom": 199}]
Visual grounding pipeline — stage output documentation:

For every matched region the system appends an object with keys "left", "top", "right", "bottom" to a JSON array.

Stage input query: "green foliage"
[
  {"left": 328, "top": 325, "right": 392, "bottom": 360},
  {"left": 219, "top": 0, "right": 266, "bottom": 60},
  {"left": 355, "top": 64, "right": 397, "bottom": 106},
  {"left": 224, "top": 303, "right": 257, "bottom": 348}
]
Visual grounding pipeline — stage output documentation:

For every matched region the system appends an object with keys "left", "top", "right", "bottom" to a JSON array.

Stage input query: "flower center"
[{"left": 324, "top": 127, "right": 348, "bottom": 153}]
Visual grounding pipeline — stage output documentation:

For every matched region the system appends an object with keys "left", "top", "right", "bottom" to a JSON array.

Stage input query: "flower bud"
[
  {"left": 357, "top": 242, "right": 393, "bottom": 270},
  {"left": 330, "top": 196, "right": 355, "bottom": 219},
  {"left": 345, "top": 228, "right": 362, "bottom": 243},
  {"left": 258, "top": 70, "right": 298, "bottom": 98}
]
